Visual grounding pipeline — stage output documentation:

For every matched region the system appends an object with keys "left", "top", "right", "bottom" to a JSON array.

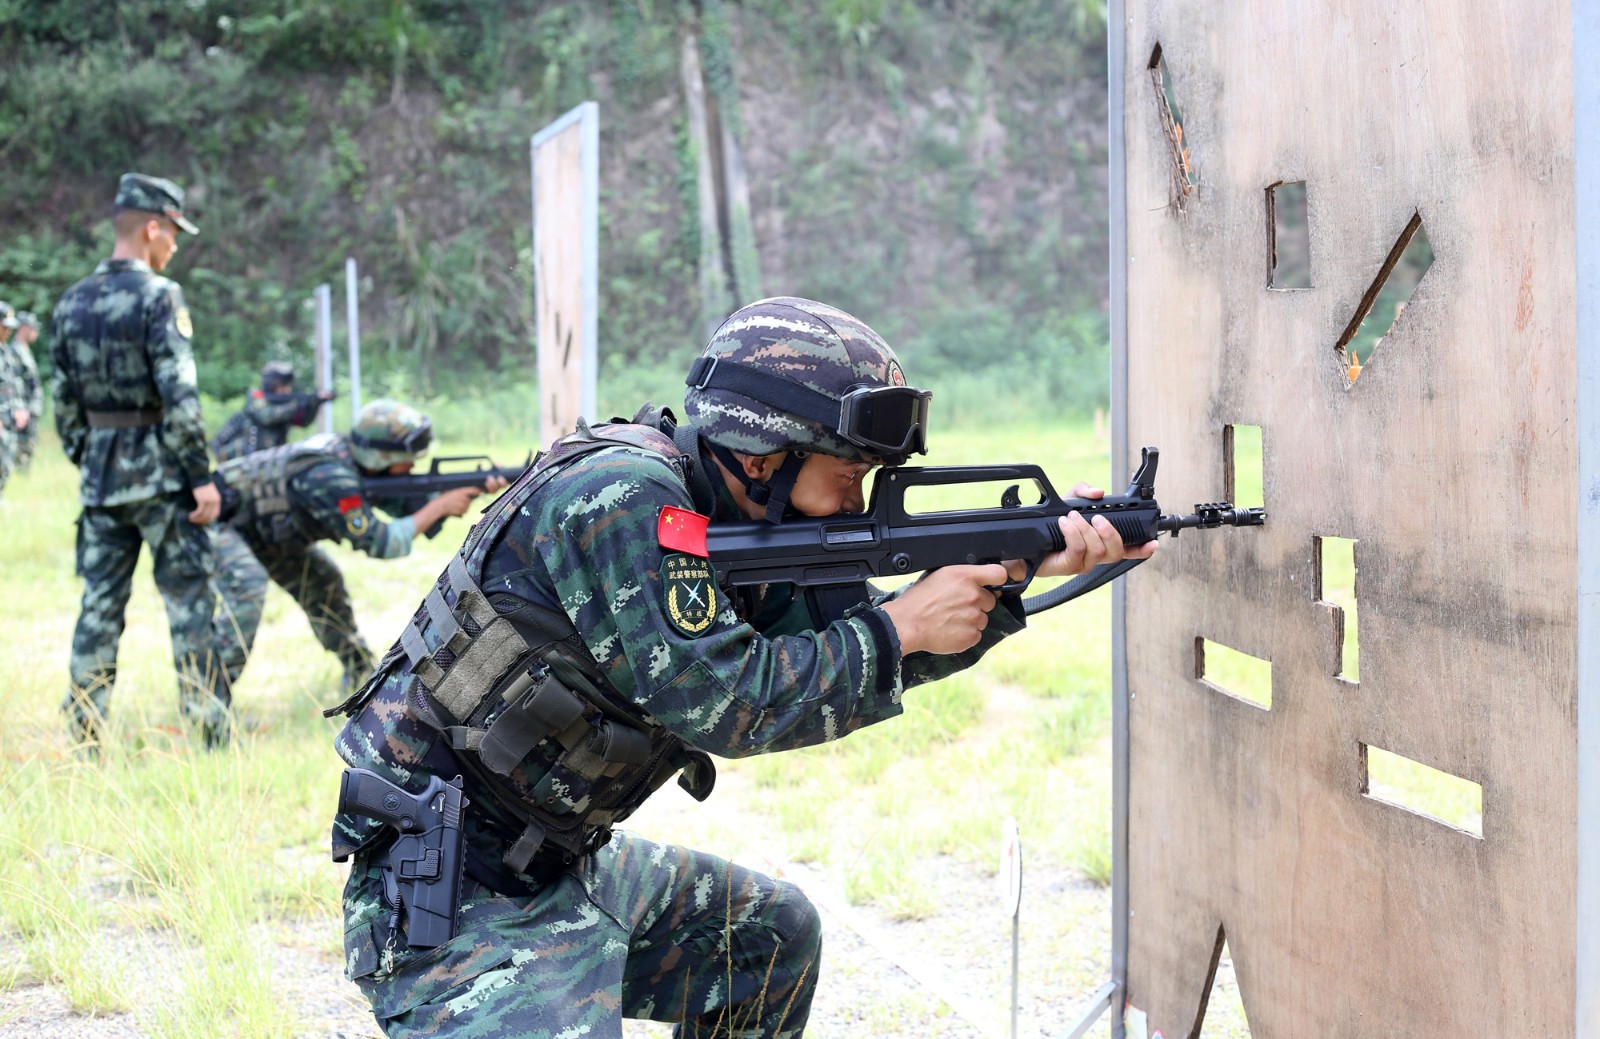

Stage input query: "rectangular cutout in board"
[
  {"left": 1224, "top": 425, "right": 1264, "bottom": 511},
  {"left": 1196, "top": 637, "right": 1271, "bottom": 709},
  {"left": 1361, "top": 743, "right": 1483, "bottom": 838}
]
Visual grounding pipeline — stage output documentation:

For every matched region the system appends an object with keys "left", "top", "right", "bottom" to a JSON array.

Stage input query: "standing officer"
[
  {"left": 326, "top": 297, "right": 1156, "bottom": 1037},
  {"left": 0, "top": 302, "right": 19, "bottom": 499},
  {"left": 11, "top": 311, "right": 44, "bottom": 472},
  {"left": 50, "top": 173, "right": 229, "bottom": 750},
  {"left": 211, "top": 360, "right": 333, "bottom": 462},
  {"left": 211, "top": 399, "right": 501, "bottom": 697}
]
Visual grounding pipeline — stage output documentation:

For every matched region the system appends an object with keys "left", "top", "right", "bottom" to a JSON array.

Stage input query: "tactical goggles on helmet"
[
  {"left": 350, "top": 418, "right": 433, "bottom": 456},
  {"left": 687, "top": 357, "right": 931, "bottom": 463}
]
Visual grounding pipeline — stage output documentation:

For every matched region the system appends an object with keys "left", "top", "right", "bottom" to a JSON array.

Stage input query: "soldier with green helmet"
[
  {"left": 10, "top": 310, "right": 44, "bottom": 473},
  {"left": 210, "top": 360, "right": 333, "bottom": 463},
  {"left": 49, "top": 173, "right": 228, "bottom": 750},
  {"left": 210, "top": 398, "right": 506, "bottom": 697},
  {"left": 326, "top": 297, "right": 1156, "bottom": 1037}
]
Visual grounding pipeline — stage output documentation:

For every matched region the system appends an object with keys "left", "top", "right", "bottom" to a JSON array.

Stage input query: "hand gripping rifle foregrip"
[{"left": 338, "top": 768, "right": 469, "bottom": 949}]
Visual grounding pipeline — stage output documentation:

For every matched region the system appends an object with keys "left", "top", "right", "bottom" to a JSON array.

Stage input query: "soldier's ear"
[{"left": 740, "top": 452, "right": 784, "bottom": 481}]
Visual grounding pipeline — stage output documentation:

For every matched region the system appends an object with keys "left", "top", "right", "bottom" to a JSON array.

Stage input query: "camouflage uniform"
[
  {"left": 49, "top": 173, "right": 226, "bottom": 746},
  {"left": 211, "top": 362, "right": 327, "bottom": 462},
  {"left": 212, "top": 403, "right": 429, "bottom": 692},
  {"left": 0, "top": 303, "right": 19, "bottom": 499},
  {"left": 328, "top": 299, "right": 1022, "bottom": 1037},
  {"left": 10, "top": 311, "right": 44, "bottom": 472}
]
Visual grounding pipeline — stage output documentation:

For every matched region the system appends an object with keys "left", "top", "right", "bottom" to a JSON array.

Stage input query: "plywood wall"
[
  {"left": 1120, "top": 1, "right": 1576, "bottom": 1034},
  {"left": 532, "top": 103, "right": 597, "bottom": 448}
]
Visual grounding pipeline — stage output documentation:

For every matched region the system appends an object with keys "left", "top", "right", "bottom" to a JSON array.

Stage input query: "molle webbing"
[
  {"left": 217, "top": 435, "right": 338, "bottom": 543},
  {"left": 386, "top": 416, "right": 715, "bottom": 873}
]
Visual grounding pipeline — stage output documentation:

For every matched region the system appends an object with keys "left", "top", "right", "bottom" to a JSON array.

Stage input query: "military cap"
[
  {"left": 0, "top": 301, "right": 16, "bottom": 330},
  {"left": 15, "top": 311, "right": 38, "bottom": 330},
  {"left": 115, "top": 172, "right": 199, "bottom": 234}
]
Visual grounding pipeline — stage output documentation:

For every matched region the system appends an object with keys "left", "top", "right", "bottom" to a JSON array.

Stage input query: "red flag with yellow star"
[{"left": 657, "top": 505, "right": 710, "bottom": 557}]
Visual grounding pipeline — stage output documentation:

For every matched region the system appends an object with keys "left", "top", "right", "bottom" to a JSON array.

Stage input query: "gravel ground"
[{"left": 0, "top": 775, "right": 1244, "bottom": 1038}]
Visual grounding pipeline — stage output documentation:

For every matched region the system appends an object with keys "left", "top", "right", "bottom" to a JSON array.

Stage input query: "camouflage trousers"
[
  {"left": 64, "top": 497, "right": 229, "bottom": 746},
  {"left": 0, "top": 423, "right": 11, "bottom": 500},
  {"left": 343, "top": 831, "right": 821, "bottom": 1038},
  {"left": 212, "top": 527, "right": 374, "bottom": 690},
  {"left": 15, "top": 421, "right": 36, "bottom": 473}
]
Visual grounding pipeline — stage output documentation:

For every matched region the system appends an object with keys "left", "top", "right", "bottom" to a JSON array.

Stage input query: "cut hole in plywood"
[
  {"left": 1315, "top": 536, "right": 1359, "bottom": 682},
  {"left": 1148, "top": 44, "right": 1196, "bottom": 209},
  {"left": 1267, "top": 181, "right": 1311, "bottom": 289},
  {"left": 1337, "top": 213, "right": 1434, "bottom": 382},
  {"left": 1196, "top": 638, "right": 1271, "bottom": 709},
  {"left": 1361, "top": 744, "right": 1483, "bottom": 838},
  {"left": 1224, "top": 424, "right": 1263, "bottom": 510},
  {"left": 1190, "top": 925, "right": 1255, "bottom": 1039}
]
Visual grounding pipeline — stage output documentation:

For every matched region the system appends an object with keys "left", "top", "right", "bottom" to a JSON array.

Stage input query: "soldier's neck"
[{"left": 110, "top": 239, "right": 157, "bottom": 266}]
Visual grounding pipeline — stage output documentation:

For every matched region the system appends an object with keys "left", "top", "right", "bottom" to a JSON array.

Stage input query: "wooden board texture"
[
  {"left": 1121, "top": 2, "right": 1576, "bottom": 1035},
  {"left": 533, "top": 118, "right": 588, "bottom": 448}
]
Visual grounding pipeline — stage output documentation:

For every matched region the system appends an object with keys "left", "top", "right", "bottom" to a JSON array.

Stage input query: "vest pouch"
[
  {"left": 524, "top": 712, "right": 660, "bottom": 816},
  {"left": 475, "top": 668, "right": 587, "bottom": 777}
]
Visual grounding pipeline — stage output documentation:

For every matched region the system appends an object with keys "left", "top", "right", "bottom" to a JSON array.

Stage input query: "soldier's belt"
[{"left": 85, "top": 408, "right": 164, "bottom": 428}]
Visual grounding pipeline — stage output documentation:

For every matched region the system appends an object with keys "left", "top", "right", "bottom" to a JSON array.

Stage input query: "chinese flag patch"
[
  {"left": 658, "top": 506, "right": 710, "bottom": 557},
  {"left": 337, "top": 495, "right": 364, "bottom": 514}
]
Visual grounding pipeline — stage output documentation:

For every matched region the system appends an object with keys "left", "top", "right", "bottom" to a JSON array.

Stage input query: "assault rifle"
[
  {"left": 704, "top": 446, "right": 1264, "bottom": 614},
  {"left": 362, "top": 453, "right": 530, "bottom": 538},
  {"left": 338, "top": 769, "right": 468, "bottom": 949}
]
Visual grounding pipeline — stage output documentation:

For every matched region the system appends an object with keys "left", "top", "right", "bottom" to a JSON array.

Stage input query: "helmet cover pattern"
[
  {"left": 683, "top": 296, "right": 909, "bottom": 459},
  {"left": 349, "top": 399, "right": 430, "bottom": 470}
]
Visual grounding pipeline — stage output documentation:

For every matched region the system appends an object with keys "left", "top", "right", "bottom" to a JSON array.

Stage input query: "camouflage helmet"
[
  {"left": 348, "top": 399, "right": 433, "bottom": 470},
  {"left": 260, "top": 361, "right": 295, "bottom": 391},
  {"left": 682, "top": 296, "right": 930, "bottom": 465}
]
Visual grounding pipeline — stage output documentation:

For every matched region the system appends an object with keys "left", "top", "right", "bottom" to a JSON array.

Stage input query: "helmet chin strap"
[{"left": 706, "top": 441, "right": 808, "bottom": 524}]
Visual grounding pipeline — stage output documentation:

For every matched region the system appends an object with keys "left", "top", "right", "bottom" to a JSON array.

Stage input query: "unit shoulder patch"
[
  {"left": 174, "top": 307, "right": 193, "bottom": 339},
  {"left": 662, "top": 551, "right": 718, "bottom": 638}
]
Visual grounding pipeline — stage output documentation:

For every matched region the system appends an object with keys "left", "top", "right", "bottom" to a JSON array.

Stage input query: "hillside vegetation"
[{"left": 0, "top": 0, "right": 1111, "bottom": 427}]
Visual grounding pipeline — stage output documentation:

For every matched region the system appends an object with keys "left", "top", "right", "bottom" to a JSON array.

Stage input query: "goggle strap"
[{"left": 687, "top": 357, "right": 842, "bottom": 432}]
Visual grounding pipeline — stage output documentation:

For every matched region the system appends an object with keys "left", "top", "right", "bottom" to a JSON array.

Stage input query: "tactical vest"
[
  {"left": 211, "top": 407, "right": 282, "bottom": 462},
  {"left": 331, "top": 413, "right": 717, "bottom": 876},
  {"left": 217, "top": 433, "right": 347, "bottom": 546}
]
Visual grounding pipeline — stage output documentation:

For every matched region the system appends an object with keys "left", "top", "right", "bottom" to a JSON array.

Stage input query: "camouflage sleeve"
[
  {"left": 48, "top": 311, "right": 87, "bottom": 465},
  {"left": 0, "top": 346, "right": 17, "bottom": 409},
  {"left": 147, "top": 282, "right": 211, "bottom": 488},
  {"left": 289, "top": 391, "right": 324, "bottom": 427},
  {"left": 539, "top": 448, "right": 906, "bottom": 758},
  {"left": 18, "top": 344, "right": 41, "bottom": 414},
  {"left": 302, "top": 465, "right": 415, "bottom": 559},
  {"left": 247, "top": 391, "right": 322, "bottom": 429},
  {"left": 895, "top": 592, "right": 1026, "bottom": 689}
]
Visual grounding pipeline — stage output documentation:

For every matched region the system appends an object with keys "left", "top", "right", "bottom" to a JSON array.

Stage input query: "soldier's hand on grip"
[{"left": 880, "top": 563, "right": 1009, "bottom": 656}]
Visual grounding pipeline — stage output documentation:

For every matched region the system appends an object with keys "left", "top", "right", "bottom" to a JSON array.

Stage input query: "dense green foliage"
[{"left": 0, "top": 1, "right": 1112, "bottom": 417}]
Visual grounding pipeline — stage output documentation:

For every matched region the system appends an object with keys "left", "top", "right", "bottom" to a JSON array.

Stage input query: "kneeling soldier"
[
  {"left": 211, "top": 399, "right": 504, "bottom": 696},
  {"left": 326, "top": 297, "right": 1156, "bottom": 1037}
]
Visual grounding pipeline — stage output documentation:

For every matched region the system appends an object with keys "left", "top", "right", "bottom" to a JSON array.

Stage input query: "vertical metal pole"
[
  {"left": 1106, "top": 1, "right": 1131, "bottom": 1036},
  {"left": 1574, "top": 2, "right": 1600, "bottom": 1033},
  {"left": 345, "top": 257, "right": 362, "bottom": 423},
  {"left": 315, "top": 283, "right": 333, "bottom": 434}
]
